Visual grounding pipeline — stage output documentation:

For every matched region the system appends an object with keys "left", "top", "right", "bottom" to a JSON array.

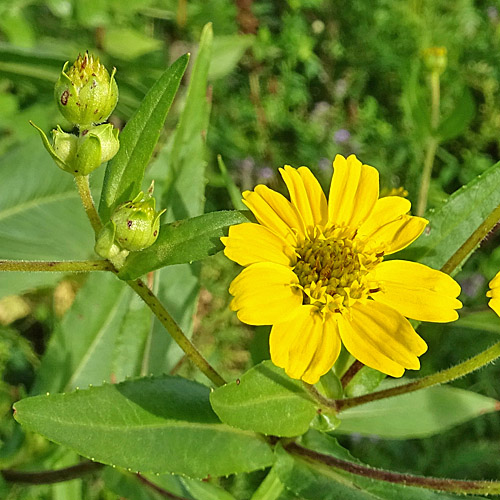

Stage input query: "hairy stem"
[
  {"left": 341, "top": 360, "right": 364, "bottom": 388},
  {"left": 285, "top": 442, "right": 500, "bottom": 495},
  {"left": 335, "top": 340, "right": 500, "bottom": 412},
  {"left": 74, "top": 174, "right": 103, "bottom": 233},
  {"left": 127, "top": 278, "right": 226, "bottom": 387},
  {"left": 441, "top": 200, "right": 500, "bottom": 275},
  {"left": 1, "top": 461, "right": 103, "bottom": 484},
  {"left": 74, "top": 170, "right": 225, "bottom": 387},
  {"left": 0, "top": 259, "right": 113, "bottom": 272}
]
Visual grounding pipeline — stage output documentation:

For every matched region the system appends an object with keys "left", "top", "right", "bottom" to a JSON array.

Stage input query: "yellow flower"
[
  {"left": 487, "top": 271, "right": 500, "bottom": 316},
  {"left": 222, "top": 155, "right": 462, "bottom": 384}
]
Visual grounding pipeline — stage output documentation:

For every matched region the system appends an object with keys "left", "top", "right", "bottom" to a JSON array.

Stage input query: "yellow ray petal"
[
  {"left": 328, "top": 154, "right": 379, "bottom": 230},
  {"left": 370, "top": 260, "right": 462, "bottom": 322},
  {"left": 229, "top": 262, "right": 302, "bottom": 325},
  {"left": 373, "top": 260, "right": 461, "bottom": 296},
  {"left": 301, "top": 315, "right": 341, "bottom": 384},
  {"left": 270, "top": 305, "right": 338, "bottom": 383},
  {"left": 338, "top": 301, "right": 427, "bottom": 377},
  {"left": 358, "top": 196, "right": 411, "bottom": 237},
  {"left": 487, "top": 288, "right": 500, "bottom": 299},
  {"left": 367, "top": 215, "right": 427, "bottom": 255},
  {"left": 489, "top": 270, "right": 500, "bottom": 290},
  {"left": 242, "top": 185, "right": 305, "bottom": 242},
  {"left": 280, "top": 165, "right": 328, "bottom": 231},
  {"left": 489, "top": 298, "right": 500, "bottom": 317},
  {"left": 222, "top": 222, "right": 296, "bottom": 267}
]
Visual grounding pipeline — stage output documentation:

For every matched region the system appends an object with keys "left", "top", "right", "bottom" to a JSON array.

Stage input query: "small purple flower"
[
  {"left": 333, "top": 129, "right": 351, "bottom": 144},
  {"left": 258, "top": 167, "right": 274, "bottom": 179},
  {"left": 318, "top": 158, "right": 331, "bottom": 170},
  {"left": 487, "top": 6, "right": 498, "bottom": 22}
]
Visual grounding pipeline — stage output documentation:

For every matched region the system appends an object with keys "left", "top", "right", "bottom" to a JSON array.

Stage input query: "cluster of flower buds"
[
  {"left": 95, "top": 185, "right": 166, "bottom": 267},
  {"left": 32, "top": 52, "right": 120, "bottom": 176}
]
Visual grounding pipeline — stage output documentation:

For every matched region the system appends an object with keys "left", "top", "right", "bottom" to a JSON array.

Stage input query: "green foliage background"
[{"left": 2, "top": 0, "right": 500, "bottom": 498}]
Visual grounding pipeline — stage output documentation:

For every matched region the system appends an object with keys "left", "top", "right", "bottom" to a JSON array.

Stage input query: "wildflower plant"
[{"left": 3, "top": 24, "right": 500, "bottom": 500}]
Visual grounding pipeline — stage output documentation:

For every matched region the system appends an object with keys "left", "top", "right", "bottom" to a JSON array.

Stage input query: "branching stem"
[
  {"left": 1, "top": 461, "right": 103, "bottom": 484},
  {"left": 335, "top": 340, "right": 500, "bottom": 412},
  {"left": 0, "top": 259, "right": 113, "bottom": 272},
  {"left": 285, "top": 442, "right": 500, "bottom": 495}
]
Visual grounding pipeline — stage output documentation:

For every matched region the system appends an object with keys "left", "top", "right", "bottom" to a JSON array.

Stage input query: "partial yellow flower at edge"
[
  {"left": 222, "top": 154, "right": 463, "bottom": 384},
  {"left": 487, "top": 270, "right": 500, "bottom": 317}
]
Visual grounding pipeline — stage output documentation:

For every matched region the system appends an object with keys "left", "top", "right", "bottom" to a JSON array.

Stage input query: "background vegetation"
[{"left": 1, "top": 0, "right": 500, "bottom": 498}]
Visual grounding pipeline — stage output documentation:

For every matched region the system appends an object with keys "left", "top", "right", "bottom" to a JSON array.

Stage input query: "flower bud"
[
  {"left": 54, "top": 52, "right": 118, "bottom": 128},
  {"left": 110, "top": 190, "right": 165, "bottom": 252},
  {"left": 422, "top": 47, "right": 447, "bottom": 75},
  {"left": 33, "top": 122, "right": 120, "bottom": 176}
]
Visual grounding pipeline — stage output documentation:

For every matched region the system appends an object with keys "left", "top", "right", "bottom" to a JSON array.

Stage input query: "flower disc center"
[{"left": 293, "top": 237, "right": 380, "bottom": 308}]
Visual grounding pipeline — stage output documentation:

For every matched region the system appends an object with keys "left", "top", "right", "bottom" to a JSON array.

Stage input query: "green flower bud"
[
  {"left": 422, "top": 47, "right": 447, "bottom": 75},
  {"left": 54, "top": 52, "right": 118, "bottom": 128},
  {"left": 32, "top": 122, "right": 120, "bottom": 176},
  {"left": 110, "top": 190, "right": 165, "bottom": 252}
]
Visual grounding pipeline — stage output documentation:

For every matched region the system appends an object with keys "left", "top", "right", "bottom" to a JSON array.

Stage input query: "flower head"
[
  {"left": 222, "top": 154, "right": 462, "bottom": 384},
  {"left": 487, "top": 271, "right": 500, "bottom": 316},
  {"left": 54, "top": 52, "right": 118, "bottom": 128}
]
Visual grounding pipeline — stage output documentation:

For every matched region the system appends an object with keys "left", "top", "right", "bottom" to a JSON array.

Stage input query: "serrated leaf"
[
  {"left": 99, "top": 54, "right": 189, "bottom": 221},
  {"left": 14, "top": 376, "right": 274, "bottom": 478},
  {"left": 275, "top": 430, "right": 485, "bottom": 500},
  {"left": 399, "top": 160, "right": 500, "bottom": 271},
  {"left": 118, "top": 210, "right": 251, "bottom": 279},
  {"left": 210, "top": 361, "right": 317, "bottom": 437},
  {"left": 335, "top": 385, "right": 499, "bottom": 439}
]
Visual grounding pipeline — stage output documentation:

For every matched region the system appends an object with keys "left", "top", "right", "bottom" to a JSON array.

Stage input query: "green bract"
[
  {"left": 32, "top": 123, "right": 119, "bottom": 176},
  {"left": 111, "top": 190, "right": 165, "bottom": 252},
  {"left": 54, "top": 52, "right": 118, "bottom": 128}
]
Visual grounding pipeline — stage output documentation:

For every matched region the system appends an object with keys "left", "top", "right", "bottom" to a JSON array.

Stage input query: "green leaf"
[
  {"left": 275, "top": 430, "right": 485, "bottom": 500},
  {"left": 0, "top": 138, "right": 98, "bottom": 298},
  {"left": 104, "top": 27, "right": 163, "bottom": 60},
  {"left": 31, "top": 273, "right": 129, "bottom": 394},
  {"left": 399, "top": 160, "right": 500, "bottom": 271},
  {"left": 99, "top": 54, "right": 189, "bottom": 221},
  {"left": 210, "top": 360, "right": 317, "bottom": 437},
  {"left": 437, "top": 87, "right": 475, "bottom": 143},
  {"left": 14, "top": 376, "right": 274, "bottom": 478},
  {"left": 209, "top": 35, "right": 254, "bottom": 80},
  {"left": 336, "top": 385, "right": 499, "bottom": 439},
  {"left": 453, "top": 310, "right": 500, "bottom": 334},
  {"left": 137, "top": 23, "right": 214, "bottom": 375},
  {"left": 181, "top": 476, "right": 237, "bottom": 500},
  {"left": 118, "top": 210, "right": 251, "bottom": 279}
]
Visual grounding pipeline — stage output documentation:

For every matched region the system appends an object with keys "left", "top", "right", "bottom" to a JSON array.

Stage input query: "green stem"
[
  {"left": 285, "top": 442, "right": 500, "bottom": 495},
  {"left": 335, "top": 341, "right": 500, "bottom": 412},
  {"left": 0, "top": 259, "right": 113, "bottom": 272},
  {"left": 416, "top": 137, "right": 439, "bottom": 217},
  {"left": 74, "top": 174, "right": 102, "bottom": 233},
  {"left": 441, "top": 200, "right": 500, "bottom": 275},
  {"left": 127, "top": 278, "right": 226, "bottom": 387},
  {"left": 73, "top": 171, "right": 225, "bottom": 388},
  {"left": 430, "top": 71, "right": 440, "bottom": 130},
  {"left": 1, "top": 461, "right": 103, "bottom": 484},
  {"left": 416, "top": 71, "right": 441, "bottom": 217}
]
